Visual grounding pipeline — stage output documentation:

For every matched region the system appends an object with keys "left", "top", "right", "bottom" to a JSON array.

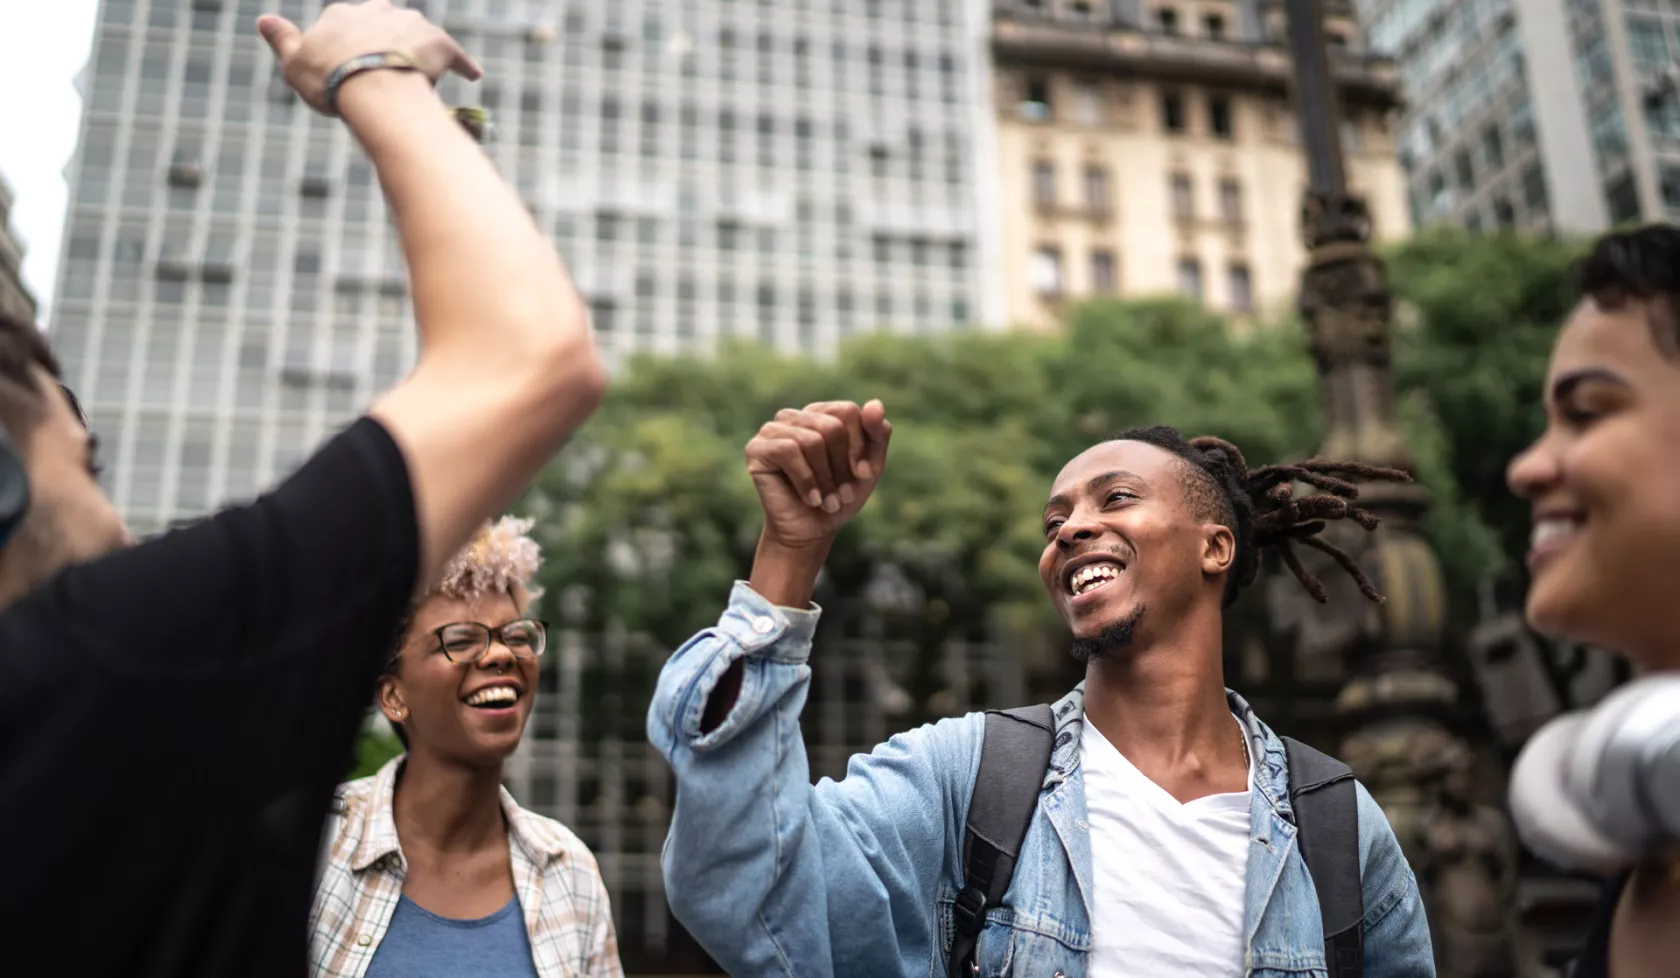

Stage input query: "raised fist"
[
  {"left": 257, "top": 0, "right": 481, "bottom": 115},
  {"left": 745, "top": 400, "right": 892, "bottom": 552}
]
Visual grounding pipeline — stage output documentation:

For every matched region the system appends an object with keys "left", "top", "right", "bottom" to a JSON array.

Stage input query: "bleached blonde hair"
[{"left": 430, "top": 515, "right": 545, "bottom": 607}]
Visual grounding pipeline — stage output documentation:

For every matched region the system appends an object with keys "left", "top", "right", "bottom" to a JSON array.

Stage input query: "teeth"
[
  {"left": 1532, "top": 518, "right": 1581, "bottom": 549},
  {"left": 465, "top": 686, "right": 518, "bottom": 707},
  {"left": 1070, "top": 561, "right": 1122, "bottom": 595}
]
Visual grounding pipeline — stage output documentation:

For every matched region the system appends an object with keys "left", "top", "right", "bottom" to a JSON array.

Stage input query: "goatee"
[{"left": 1066, "top": 605, "right": 1146, "bottom": 663}]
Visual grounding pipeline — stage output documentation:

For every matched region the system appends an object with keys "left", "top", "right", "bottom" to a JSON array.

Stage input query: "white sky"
[{"left": 0, "top": 0, "right": 100, "bottom": 323}]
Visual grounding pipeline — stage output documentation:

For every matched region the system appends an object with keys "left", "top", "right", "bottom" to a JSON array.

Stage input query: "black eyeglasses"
[{"left": 431, "top": 618, "right": 548, "bottom": 663}]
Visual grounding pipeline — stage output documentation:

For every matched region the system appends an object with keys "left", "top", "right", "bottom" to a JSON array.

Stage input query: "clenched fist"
[
  {"left": 257, "top": 0, "right": 481, "bottom": 115},
  {"left": 745, "top": 400, "right": 892, "bottom": 553}
]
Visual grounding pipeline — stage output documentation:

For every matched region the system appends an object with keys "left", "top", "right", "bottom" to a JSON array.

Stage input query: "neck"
[
  {"left": 392, "top": 750, "right": 508, "bottom": 855},
  {"left": 1081, "top": 605, "right": 1240, "bottom": 777}
]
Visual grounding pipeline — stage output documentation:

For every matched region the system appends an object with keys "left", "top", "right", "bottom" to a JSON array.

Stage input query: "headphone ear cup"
[
  {"left": 1570, "top": 675, "right": 1680, "bottom": 847},
  {"left": 0, "top": 426, "right": 28, "bottom": 551},
  {"left": 1509, "top": 713, "right": 1639, "bottom": 873}
]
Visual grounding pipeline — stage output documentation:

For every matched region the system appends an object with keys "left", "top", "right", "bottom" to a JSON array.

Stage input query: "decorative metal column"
[{"left": 1276, "top": 3, "right": 1522, "bottom": 975}]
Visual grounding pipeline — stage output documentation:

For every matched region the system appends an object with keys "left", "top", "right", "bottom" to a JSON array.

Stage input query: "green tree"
[{"left": 1387, "top": 229, "right": 1584, "bottom": 610}]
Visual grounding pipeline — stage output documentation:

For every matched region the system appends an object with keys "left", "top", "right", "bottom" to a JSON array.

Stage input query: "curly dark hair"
[
  {"left": 1113, "top": 426, "right": 1412, "bottom": 607},
  {"left": 1575, "top": 223, "right": 1680, "bottom": 359}
]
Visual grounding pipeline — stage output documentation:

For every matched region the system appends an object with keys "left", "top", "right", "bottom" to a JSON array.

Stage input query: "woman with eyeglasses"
[{"left": 309, "top": 517, "right": 622, "bottom": 978}]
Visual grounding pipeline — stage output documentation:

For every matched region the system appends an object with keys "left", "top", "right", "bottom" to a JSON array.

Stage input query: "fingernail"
[
  {"left": 839, "top": 484, "right": 856, "bottom": 505},
  {"left": 807, "top": 489, "right": 823, "bottom": 507},
  {"left": 855, "top": 461, "right": 873, "bottom": 480},
  {"left": 823, "top": 495, "right": 840, "bottom": 513}
]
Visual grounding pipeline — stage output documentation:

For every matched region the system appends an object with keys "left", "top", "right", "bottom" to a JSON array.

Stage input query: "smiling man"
[{"left": 648, "top": 403, "right": 1435, "bottom": 977}]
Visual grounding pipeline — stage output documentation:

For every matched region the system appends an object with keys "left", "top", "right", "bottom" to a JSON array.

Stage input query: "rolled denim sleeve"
[
  {"left": 1356, "top": 782, "right": 1437, "bottom": 977},
  {"left": 647, "top": 582, "right": 981, "bottom": 978}
]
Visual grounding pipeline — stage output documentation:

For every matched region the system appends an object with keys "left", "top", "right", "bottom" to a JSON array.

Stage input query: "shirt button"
[
  {"left": 357, "top": 935, "right": 372, "bottom": 947},
  {"left": 750, "top": 616, "right": 775, "bottom": 634}
]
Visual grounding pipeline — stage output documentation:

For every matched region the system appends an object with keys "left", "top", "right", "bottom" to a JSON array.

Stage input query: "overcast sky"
[{"left": 0, "top": 0, "right": 99, "bottom": 323}]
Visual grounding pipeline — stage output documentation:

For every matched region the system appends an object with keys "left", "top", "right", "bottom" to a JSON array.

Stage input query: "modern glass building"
[
  {"left": 1362, "top": 0, "right": 1680, "bottom": 236},
  {"left": 49, "top": 0, "right": 1000, "bottom": 537}
]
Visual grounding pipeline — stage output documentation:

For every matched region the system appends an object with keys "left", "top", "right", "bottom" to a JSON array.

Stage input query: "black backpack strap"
[
  {"left": 1284, "top": 736, "right": 1364, "bottom": 978},
  {"left": 949, "top": 704, "right": 1054, "bottom": 978}
]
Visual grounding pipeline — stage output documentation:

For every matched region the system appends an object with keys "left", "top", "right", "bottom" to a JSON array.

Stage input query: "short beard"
[{"left": 1066, "top": 605, "right": 1146, "bottom": 664}]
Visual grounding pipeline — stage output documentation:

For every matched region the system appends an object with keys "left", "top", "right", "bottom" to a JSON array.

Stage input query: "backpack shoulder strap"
[
  {"left": 1284, "top": 735, "right": 1364, "bottom": 978},
  {"left": 949, "top": 704, "right": 1054, "bottom": 978}
]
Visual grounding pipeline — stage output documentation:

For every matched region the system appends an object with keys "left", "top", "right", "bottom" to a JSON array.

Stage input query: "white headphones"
[{"left": 1508, "top": 674, "right": 1680, "bottom": 873}]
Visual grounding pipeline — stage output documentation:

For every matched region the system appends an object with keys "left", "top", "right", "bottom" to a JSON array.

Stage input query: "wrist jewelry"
[{"left": 323, "top": 51, "right": 422, "bottom": 116}]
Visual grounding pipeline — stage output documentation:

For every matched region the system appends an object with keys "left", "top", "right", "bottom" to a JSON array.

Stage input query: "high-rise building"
[
  {"left": 48, "top": 0, "right": 998, "bottom": 538},
  {"left": 1362, "top": 0, "right": 1680, "bottom": 236},
  {"left": 988, "top": 0, "right": 1410, "bottom": 329},
  {"left": 0, "top": 175, "right": 36, "bottom": 325}
]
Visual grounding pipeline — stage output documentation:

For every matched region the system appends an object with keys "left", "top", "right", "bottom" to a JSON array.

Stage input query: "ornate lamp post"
[{"left": 1277, "top": 2, "right": 1521, "bottom": 974}]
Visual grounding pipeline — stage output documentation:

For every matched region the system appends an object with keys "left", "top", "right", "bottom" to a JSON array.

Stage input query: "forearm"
[
  {"left": 650, "top": 585, "right": 831, "bottom": 975},
  {"left": 338, "top": 71, "right": 587, "bottom": 365},
  {"left": 747, "top": 534, "right": 829, "bottom": 613},
  {"left": 698, "top": 536, "right": 828, "bottom": 731}
]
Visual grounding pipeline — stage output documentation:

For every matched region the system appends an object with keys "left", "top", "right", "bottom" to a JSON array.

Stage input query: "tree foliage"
[
  {"left": 522, "top": 231, "right": 1575, "bottom": 668},
  {"left": 1387, "top": 230, "right": 1583, "bottom": 610}
]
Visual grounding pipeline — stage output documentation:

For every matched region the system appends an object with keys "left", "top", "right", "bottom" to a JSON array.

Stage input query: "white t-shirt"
[{"left": 1082, "top": 717, "right": 1253, "bottom": 977}]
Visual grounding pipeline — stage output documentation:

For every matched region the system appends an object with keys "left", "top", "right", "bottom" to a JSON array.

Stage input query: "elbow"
[{"left": 529, "top": 298, "right": 609, "bottom": 412}]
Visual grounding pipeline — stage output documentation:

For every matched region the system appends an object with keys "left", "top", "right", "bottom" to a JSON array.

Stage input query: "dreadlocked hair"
[{"left": 1112, "top": 426, "right": 1412, "bottom": 607}]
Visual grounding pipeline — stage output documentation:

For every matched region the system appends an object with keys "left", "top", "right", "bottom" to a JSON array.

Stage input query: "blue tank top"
[{"left": 364, "top": 894, "right": 540, "bottom": 978}]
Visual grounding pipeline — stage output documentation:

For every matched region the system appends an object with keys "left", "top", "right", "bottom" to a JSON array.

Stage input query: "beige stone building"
[
  {"left": 0, "top": 176, "right": 36, "bottom": 326},
  {"left": 989, "top": 0, "right": 1409, "bottom": 330}
]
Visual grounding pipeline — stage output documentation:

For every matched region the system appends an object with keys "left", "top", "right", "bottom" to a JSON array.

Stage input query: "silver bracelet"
[{"left": 323, "top": 51, "right": 422, "bottom": 116}]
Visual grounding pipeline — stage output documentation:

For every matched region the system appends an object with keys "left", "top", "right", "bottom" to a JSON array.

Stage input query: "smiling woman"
[
  {"left": 309, "top": 517, "right": 623, "bottom": 978},
  {"left": 1503, "top": 225, "right": 1680, "bottom": 978}
]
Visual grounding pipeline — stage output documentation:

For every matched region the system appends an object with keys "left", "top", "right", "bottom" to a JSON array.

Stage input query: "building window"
[
  {"left": 1219, "top": 178, "right": 1242, "bottom": 225},
  {"left": 1083, "top": 164, "right": 1110, "bottom": 214},
  {"left": 1523, "top": 164, "right": 1549, "bottom": 214},
  {"left": 1072, "top": 81, "right": 1103, "bottom": 126},
  {"left": 1454, "top": 149, "right": 1475, "bottom": 191},
  {"left": 1607, "top": 174, "right": 1640, "bottom": 224},
  {"left": 1493, "top": 196, "right": 1516, "bottom": 228},
  {"left": 1171, "top": 173, "right": 1194, "bottom": 221},
  {"left": 1204, "top": 13, "right": 1225, "bottom": 39},
  {"left": 1157, "top": 7, "right": 1179, "bottom": 34},
  {"left": 1482, "top": 125, "right": 1505, "bottom": 171},
  {"left": 1022, "top": 75, "right": 1053, "bottom": 121},
  {"left": 1628, "top": 15, "right": 1669, "bottom": 70},
  {"left": 1033, "top": 160, "right": 1057, "bottom": 209},
  {"left": 1661, "top": 164, "right": 1680, "bottom": 214},
  {"left": 1228, "top": 263, "right": 1253, "bottom": 313},
  {"left": 1090, "top": 250, "right": 1117, "bottom": 294},
  {"left": 1031, "top": 246, "right": 1063, "bottom": 298},
  {"left": 1209, "top": 96, "right": 1233, "bottom": 139},
  {"left": 1176, "top": 257, "right": 1203, "bottom": 300},
  {"left": 1161, "top": 91, "right": 1187, "bottom": 133}
]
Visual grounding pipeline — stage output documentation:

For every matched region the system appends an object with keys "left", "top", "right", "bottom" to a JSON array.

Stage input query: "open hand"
[
  {"left": 258, "top": 0, "right": 482, "bottom": 115},
  {"left": 745, "top": 400, "right": 892, "bottom": 552}
]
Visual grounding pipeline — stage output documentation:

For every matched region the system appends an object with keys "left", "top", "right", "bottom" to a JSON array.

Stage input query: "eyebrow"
[
  {"left": 1551, "top": 367, "right": 1629, "bottom": 404},
  {"left": 1044, "top": 469, "right": 1146, "bottom": 515}
]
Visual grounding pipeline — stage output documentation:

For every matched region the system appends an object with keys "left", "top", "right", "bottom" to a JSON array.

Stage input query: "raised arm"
[
  {"left": 651, "top": 403, "right": 986, "bottom": 975},
  {"left": 261, "top": 1, "right": 606, "bottom": 586}
]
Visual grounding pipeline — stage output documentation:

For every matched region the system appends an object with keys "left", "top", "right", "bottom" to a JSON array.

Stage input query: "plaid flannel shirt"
[{"left": 309, "top": 757, "right": 622, "bottom": 978}]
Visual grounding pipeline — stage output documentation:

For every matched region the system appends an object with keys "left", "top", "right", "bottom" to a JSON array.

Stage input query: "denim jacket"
[{"left": 648, "top": 583, "right": 1436, "bottom": 977}]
